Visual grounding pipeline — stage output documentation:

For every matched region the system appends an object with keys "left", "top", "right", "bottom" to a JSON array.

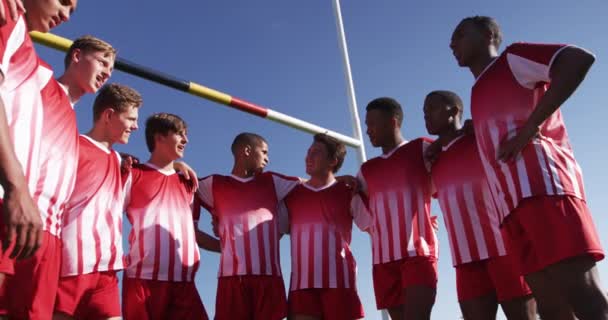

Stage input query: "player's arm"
[
  {"left": 0, "top": 85, "right": 42, "bottom": 260},
  {"left": 195, "top": 229, "right": 220, "bottom": 253},
  {"left": 278, "top": 201, "right": 290, "bottom": 237},
  {"left": 498, "top": 46, "right": 595, "bottom": 162},
  {"left": 335, "top": 175, "right": 359, "bottom": 193},
  {"left": 351, "top": 193, "right": 372, "bottom": 233},
  {"left": 355, "top": 171, "right": 368, "bottom": 196},
  {"left": 174, "top": 161, "right": 199, "bottom": 190}
]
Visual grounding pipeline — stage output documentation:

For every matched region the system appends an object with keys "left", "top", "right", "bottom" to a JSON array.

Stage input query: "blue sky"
[{"left": 38, "top": 1, "right": 607, "bottom": 319}]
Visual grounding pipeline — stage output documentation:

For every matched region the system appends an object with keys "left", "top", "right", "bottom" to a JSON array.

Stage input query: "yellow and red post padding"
[{"left": 30, "top": 31, "right": 361, "bottom": 148}]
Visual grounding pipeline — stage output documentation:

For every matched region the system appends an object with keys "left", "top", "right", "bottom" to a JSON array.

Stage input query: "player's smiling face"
[
  {"left": 68, "top": 49, "right": 114, "bottom": 94},
  {"left": 109, "top": 105, "right": 139, "bottom": 145},
  {"left": 156, "top": 129, "right": 188, "bottom": 160}
]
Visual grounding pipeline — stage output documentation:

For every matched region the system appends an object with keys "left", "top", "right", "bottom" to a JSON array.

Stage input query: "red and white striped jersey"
[
  {"left": 431, "top": 134, "right": 506, "bottom": 266},
  {"left": 196, "top": 171, "right": 300, "bottom": 277},
  {"left": 60, "top": 135, "right": 125, "bottom": 276},
  {"left": 124, "top": 163, "right": 200, "bottom": 282},
  {"left": 284, "top": 181, "right": 371, "bottom": 291},
  {"left": 471, "top": 42, "right": 587, "bottom": 222},
  {"left": 0, "top": 8, "right": 56, "bottom": 233},
  {"left": 358, "top": 138, "right": 438, "bottom": 265},
  {"left": 33, "top": 70, "right": 79, "bottom": 237}
]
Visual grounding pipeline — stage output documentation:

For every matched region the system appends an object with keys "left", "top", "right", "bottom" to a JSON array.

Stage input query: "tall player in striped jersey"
[
  {"left": 282, "top": 133, "right": 371, "bottom": 320},
  {"left": 424, "top": 90, "right": 536, "bottom": 320},
  {"left": 0, "top": 0, "right": 76, "bottom": 271},
  {"left": 195, "top": 132, "right": 301, "bottom": 320},
  {"left": 123, "top": 113, "right": 215, "bottom": 320},
  {"left": 0, "top": 1, "right": 85, "bottom": 319},
  {"left": 450, "top": 16, "right": 607, "bottom": 320},
  {"left": 357, "top": 97, "right": 438, "bottom": 320},
  {"left": 53, "top": 83, "right": 141, "bottom": 320}
]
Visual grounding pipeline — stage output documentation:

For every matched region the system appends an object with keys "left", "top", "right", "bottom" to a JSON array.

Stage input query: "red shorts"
[
  {"left": 215, "top": 275, "right": 287, "bottom": 320},
  {"left": 372, "top": 256, "right": 438, "bottom": 309},
  {"left": 501, "top": 195, "right": 604, "bottom": 275},
  {"left": 288, "top": 288, "right": 364, "bottom": 319},
  {"left": 0, "top": 231, "right": 61, "bottom": 320},
  {"left": 456, "top": 254, "right": 531, "bottom": 302},
  {"left": 55, "top": 271, "right": 121, "bottom": 319},
  {"left": 122, "top": 277, "right": 208, "bottom": 320}
]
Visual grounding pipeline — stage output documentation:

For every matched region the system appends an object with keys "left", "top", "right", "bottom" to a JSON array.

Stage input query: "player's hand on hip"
[
  {"left": 2, "top": 184, "right": 42, "bottom": 260},
  {"left": 497, "top": 124, "right": 539, "bottom": 163},
  {"left": 430, "top": 215, "right": 439, "bottom": 232}
]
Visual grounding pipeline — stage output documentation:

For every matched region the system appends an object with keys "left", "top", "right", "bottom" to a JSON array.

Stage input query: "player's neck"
[
  {"left": 85, "top": 126, "right": 113, "bottom": 149},
  {"left": 307, "top": 172, "right": 335, "bottom": 188},
  {"left": 231, "top": 164, "right": 257, "bottom": 179},
  {"left": 469, "top": 51, "right": 498, "bottom": 79},
  {"left": 381, "top": 134, "right": 405, "bottom": 154},
  {"left": 57, "top": 73, "right": 85, "bottom": 104},
  {"left": 148, "top": 153, "right": 175, "bottom": 172},
  {"left": 437, "top": 124, "right": 462, "bottom": 146}
]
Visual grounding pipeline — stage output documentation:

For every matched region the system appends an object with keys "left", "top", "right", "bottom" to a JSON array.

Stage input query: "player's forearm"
[
  {"left": 195, "top": 229, "right": 221, "bottom": 253},
  {"left": 525, "top": 46, "right": 595, "bottom": 131},
  {"left": 0, "top": 97, "right": 28, "bottom": 192}
]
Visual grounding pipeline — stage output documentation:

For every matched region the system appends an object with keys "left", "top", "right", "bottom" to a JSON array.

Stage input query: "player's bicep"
[{"left": 351, "top": 194, "right": 372, "bottom": 232}]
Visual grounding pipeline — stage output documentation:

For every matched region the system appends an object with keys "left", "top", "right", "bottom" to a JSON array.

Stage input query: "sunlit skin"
[
  {"left": 87, "top": 105, "right": 139, "bottom": 150},
  {"left": 149, "top": 129, "right": 189, "bottom": 172},
  {"left": 23, "top": 0, "right": 77, "bottom": 33},
  {"left": 59, "top": 50, "right": 114, "bottom": 104}
]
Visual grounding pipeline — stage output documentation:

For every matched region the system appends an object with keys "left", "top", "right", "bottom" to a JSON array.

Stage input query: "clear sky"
[{"left": 37, "top": 1, "right": 607, "bottom": 319}]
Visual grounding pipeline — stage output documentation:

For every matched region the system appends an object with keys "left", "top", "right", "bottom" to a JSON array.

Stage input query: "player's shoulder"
[
  {"left": 504, "top": 41, "right": 566, "bottom": 56},
  {"left": 414, "top": 136, "right": 435, "bottom": 145},
  {"left": 266, "top": 171, "right": 299, "bottom": 181}
]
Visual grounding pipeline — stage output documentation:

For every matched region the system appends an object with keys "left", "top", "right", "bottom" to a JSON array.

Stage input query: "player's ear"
[
  {"left": 102, "top": 107, "right": 115, "bottom": 123},
  {"left": 243, "top": 145, "right": 252, "bottom": 157},
  {"left": 70, "top": 48, "right": 82, "bottom": 65},
  {"left": 391, "top": 116, "right": 400, "bottom": 130}
]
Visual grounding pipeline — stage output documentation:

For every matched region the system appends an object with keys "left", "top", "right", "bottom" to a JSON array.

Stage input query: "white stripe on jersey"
[
  {"left": 463, "top": 184, "right": 489, "bottom": 260},
  {"left": 445, "top": 187, "right": 472, "bottom": 263}
]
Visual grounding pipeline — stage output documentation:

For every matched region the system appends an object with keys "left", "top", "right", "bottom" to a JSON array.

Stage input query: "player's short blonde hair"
[
  {"left": 93, "top": 83, "right": 142, "bottom": 121},
  {"left": 64, "top": 35, "right": 116, "bottom": 68}
]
